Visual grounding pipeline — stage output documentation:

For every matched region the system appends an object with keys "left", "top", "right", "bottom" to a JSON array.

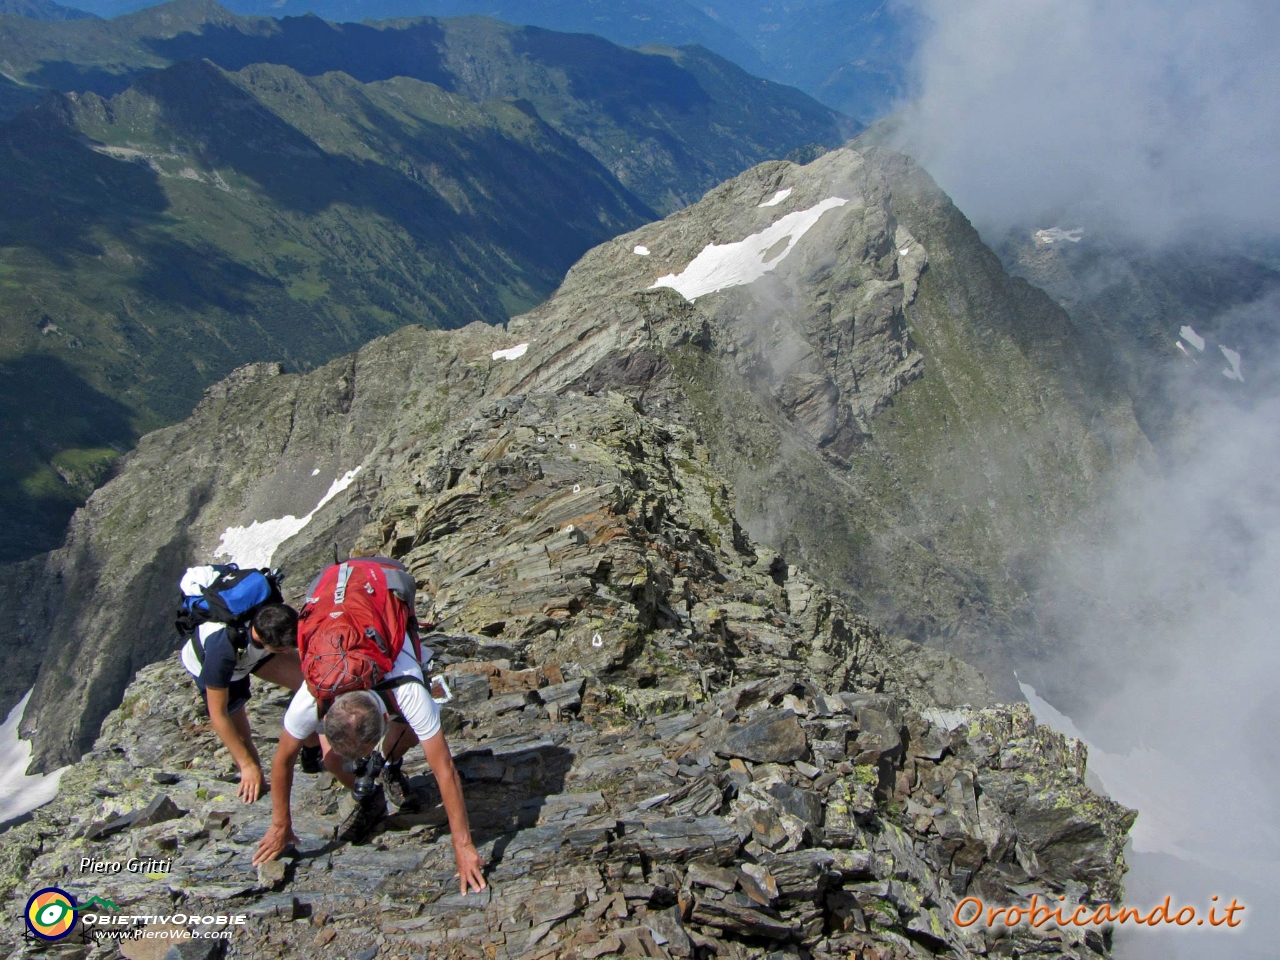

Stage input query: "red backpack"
[{"left": 298, "top": 558, "right": 421, "bottom": 701}]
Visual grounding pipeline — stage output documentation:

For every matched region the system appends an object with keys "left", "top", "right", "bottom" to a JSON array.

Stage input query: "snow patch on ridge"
[
  {"left": 492, "top": 343, "right": 529, "bottom": 361},
  {"left": 216, "top": 467, "right": 362, "bottom": 569},
  {"left": 757, "top": 188, "right": 792, "bottom": 208},
  {"left": 651, "top": 198, "right": 849, "bottom": 301},
  {"left": 1220, "top": 345, "right": 1244, "bottom": 382},
  {"left": 1034, "top": 227, "right": 1084, "bottom": 244},
  {"left": 1179, "top": 325, "right": 1206, "bottom": 352},
  {"left": 0, "top": 690, "right": 68, "bottom": 826},
  {"left": 633, "top": 245, "right": 650, "bottom": 256}
]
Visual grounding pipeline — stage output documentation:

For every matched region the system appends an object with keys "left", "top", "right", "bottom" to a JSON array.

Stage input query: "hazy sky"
[{"left": 894, "top": 0, "right": 1280, "bottom": 242}]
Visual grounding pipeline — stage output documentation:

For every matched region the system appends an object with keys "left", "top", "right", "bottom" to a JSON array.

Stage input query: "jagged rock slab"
[{"left": 1, "top": 637, "right": 1130, "bottom": 960}]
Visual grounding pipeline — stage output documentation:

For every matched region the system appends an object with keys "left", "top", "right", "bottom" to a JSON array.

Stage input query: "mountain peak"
[{"left": 117, "top": 0, "right": 238, "bottom": 33}]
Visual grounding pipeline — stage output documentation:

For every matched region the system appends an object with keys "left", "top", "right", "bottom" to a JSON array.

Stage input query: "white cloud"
[{"left": 894, "top": 0, "right": 1280, "bottom": 241}]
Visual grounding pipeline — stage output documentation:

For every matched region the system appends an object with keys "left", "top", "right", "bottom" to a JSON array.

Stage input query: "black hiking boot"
[
  {"left": 337, "top": 784, "right": 387, "bottom": 845},
  {"left": 299, "top": 745, "right": 324, "bottom": 774},
  {"left": 381, "top": 760, "right": 417, "bottom": 810}
]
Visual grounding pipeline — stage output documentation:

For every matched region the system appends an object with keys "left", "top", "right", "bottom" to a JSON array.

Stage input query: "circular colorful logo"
[{"left": 25, "top": 887, "right": 78, "bottom": 941}]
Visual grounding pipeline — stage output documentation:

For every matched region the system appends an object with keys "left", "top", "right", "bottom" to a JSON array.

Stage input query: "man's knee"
[{"left": 253, "top": 655, "right": 304, "bottom": 692}]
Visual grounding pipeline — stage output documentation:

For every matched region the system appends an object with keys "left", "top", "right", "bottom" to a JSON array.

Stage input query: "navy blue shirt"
[{"left": 181, "top": 623, "right": 273, "bottom": 689}]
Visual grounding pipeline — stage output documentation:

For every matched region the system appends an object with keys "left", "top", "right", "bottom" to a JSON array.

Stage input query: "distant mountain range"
[
  {"left": 0, "top": 0, "right": 95, "bottom": 21},
  {"left": 0, "top": 0, "right": 857, "bottom": 207},
  {"left": 2, "top": 0, "right": 917, "bottom": 122},
  {"left": 0, "top": 0, "right": 854, "bottom": 561}
]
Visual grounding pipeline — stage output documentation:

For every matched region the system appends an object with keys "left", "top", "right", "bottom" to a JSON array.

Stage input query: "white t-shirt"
[{"left": 283, "top": 645, "right": 441, "bottom": 743}]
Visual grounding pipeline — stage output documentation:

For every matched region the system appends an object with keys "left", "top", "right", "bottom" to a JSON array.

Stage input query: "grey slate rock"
[
  {"left": 717, "top": 710, "right": 808, "bottom": 764},
  {"left": 766, "top": 782, "right": 824, "bottom": 837},
  {"left": 615, "top": 816, "right": 740, "bottom": 864},
  {"left": 163, "top": 940, "right": 226, "bottom": 960},
  {"left": 691, "top": 890, "right": 795, "bottom": 939},
  {"left": 133, "top": 794, "right": 186, "bottom": 828}
]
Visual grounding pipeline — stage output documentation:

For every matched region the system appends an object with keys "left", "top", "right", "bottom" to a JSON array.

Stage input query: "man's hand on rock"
[
  {"left": 253, "top": 822, "right": 298, "bottom": 866},
  {"left": 454, "top": 840, "right": 487, "bottom": 895},
  {"left": 238, "top": 763, "right": 265, "bottom": 804}
]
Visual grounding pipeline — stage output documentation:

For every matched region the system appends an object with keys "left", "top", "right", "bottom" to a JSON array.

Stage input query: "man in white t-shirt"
[{"left": 252, "top": 645, "right": 486, "bottom": 895}]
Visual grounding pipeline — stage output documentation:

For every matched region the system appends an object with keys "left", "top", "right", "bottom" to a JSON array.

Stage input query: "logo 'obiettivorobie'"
[
  {"left": 24, "top": 888, "right": 119, "bottom": 942},
  {"left": 25, "top": 887, "right": 77, "bottom": 941}
]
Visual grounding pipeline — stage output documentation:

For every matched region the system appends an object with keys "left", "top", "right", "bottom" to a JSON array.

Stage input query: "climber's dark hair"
[{"left": 252, "top": 603, "right": 298, "bottom": 649}]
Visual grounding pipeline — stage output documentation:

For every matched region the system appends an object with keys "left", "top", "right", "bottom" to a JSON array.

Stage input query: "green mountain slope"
[
  {"left": 743, "top": 0, "right": 918, "bottom": 124},
  {"left": 0, "top": 58, "right": 654, "bottom": 560},
  {"left": 0, "top": 0, "right": 858, "bottom": 209},
  {"left": 0, "top": 70, "right": 42, "bottom": 117}
]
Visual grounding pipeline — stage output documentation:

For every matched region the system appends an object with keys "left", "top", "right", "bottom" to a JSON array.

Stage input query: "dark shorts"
[{"left": 198, "top": 654, "right": 275, "bottom": 716}]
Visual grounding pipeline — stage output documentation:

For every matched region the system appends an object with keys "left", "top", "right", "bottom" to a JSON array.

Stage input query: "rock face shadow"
[{"left": 394, "top": 741, "right": 575, "bottom": 871}]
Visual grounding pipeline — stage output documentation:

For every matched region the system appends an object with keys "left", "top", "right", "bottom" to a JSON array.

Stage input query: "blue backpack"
[{"left": 175, "top": 564, "right": 283, "bottom": 661}]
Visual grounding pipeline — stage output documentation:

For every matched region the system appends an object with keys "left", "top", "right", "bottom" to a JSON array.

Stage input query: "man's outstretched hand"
[
  {"left": 238, "top": 763, "right": 265, "bottom": 804},
  {"left": 454, "top": 840, "right": 487, "bottom": 895},
  {"left": 253, "top": 822, "right": 298, "bottom": 866}
]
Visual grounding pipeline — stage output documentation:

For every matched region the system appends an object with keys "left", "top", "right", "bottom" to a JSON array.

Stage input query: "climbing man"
[
  {"left": 177, "top": 564, "right": 322, "bottom": 803},
  {"left": 251, "top": 557, "right": 486, "bottom": 895}
]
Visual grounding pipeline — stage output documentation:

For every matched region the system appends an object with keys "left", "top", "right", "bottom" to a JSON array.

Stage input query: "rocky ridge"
[
  {"left": 3, "top": 144, "right": 1151, "bottom": 770},
  {"left": 0, "top": 385, "right": 1132, "bottom": 957}
]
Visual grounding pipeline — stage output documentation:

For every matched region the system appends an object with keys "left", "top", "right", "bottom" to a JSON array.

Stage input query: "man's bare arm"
[
  {"left": 253, "top": 732, "right": 303, "bottom": 865},
  {"left": 204, "top": 687, "right": 263, "bottom": 803},
  {"left": 421, "top": 733, "right": 486, "bottom": 894}
]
